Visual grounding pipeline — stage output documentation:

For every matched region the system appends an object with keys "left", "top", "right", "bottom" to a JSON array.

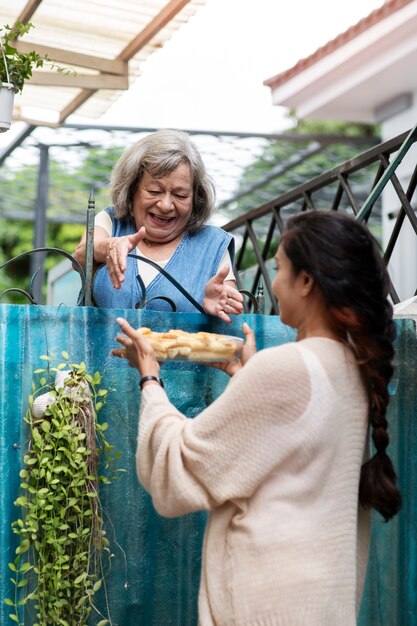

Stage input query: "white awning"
[{"left": 0, "top": 0, "right": 205, "bottom": 126}]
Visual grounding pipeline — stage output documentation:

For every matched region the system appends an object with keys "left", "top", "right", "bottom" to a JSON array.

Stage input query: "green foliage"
[
  {"left": 4, "top": 354, "right": 122, "bottom": 625},
  {"left": 224, "top": 117, "right": 381, "bottom": 276},
  {"left": 238, "top": 236, "right": 280, "bottom": 272},
  {"left": 0, "top": 218, "right": 85, "bottom": 304},
  {"left": 288, "top": 115, "right": 378, "bottom": 138},
  {"left": 0, "top": 22, "right": 74, "bottom": 94},
  {"left": 222, "top": 116, "right": 380, "bottom": 218},
  {"left": 0, "top": 23, "right": 48, "bottom": 94},
  {"left": 0, "top": 142, "right": 117, "bottom": 302}
]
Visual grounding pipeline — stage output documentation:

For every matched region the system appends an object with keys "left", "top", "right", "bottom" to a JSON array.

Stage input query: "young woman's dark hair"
[{"left": 282, "top": 210, "right": 402, "bottom": 521}]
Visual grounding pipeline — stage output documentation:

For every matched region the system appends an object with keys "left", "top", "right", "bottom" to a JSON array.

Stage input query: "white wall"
[{"left": 47, "top": 258, "right": 81, "bottom": 306}]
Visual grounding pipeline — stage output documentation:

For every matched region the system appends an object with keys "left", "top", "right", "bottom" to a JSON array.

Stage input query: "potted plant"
[{"left": 0, "top": 22, "right": 50, "bottom": 132}]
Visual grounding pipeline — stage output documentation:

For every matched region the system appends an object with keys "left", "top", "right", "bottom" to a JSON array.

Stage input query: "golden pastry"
[{"left": 136, "top": 327, "right": 243, "bottom": 362}]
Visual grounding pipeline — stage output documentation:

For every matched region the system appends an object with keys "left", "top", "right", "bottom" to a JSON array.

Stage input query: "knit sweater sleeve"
[{"left": 137, "top": 343, "right": 311, "bottom": 517}]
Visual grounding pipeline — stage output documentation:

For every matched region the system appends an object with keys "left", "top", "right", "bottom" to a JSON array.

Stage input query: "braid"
[
  {"left": 354, "top": 311, "right": 401, "bottom": 521},
  {"left": 333, "top": 300, "right": 401, "bottom": 522}
]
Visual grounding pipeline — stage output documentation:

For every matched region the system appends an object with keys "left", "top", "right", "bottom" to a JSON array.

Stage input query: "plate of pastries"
[{"left": 137, "top": 327, "right": 244, "bottom": 363}]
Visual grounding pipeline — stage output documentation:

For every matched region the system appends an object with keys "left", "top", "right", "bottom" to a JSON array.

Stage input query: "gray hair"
[{"left": 110, "top": 129, "right": 216, "bottom": 231}]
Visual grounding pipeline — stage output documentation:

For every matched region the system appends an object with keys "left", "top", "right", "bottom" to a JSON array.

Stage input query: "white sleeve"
[
  {"left": 219, "top": 248, "right": 235, "bottom": 281},
  {"left": 94, "top": 210, "right": 112, "bottom": 236}
]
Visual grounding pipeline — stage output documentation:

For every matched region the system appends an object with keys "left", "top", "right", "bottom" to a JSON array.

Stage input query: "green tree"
[
  {"left": 0, "top": 145, "right": 120, "bottom": 301},
  {"left": 221, "top": 116, "right": 379, "bottom": 217}
]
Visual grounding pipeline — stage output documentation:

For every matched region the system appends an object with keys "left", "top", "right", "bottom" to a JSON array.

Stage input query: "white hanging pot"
[{"left": 0, "top": 82, "right": 16, "bottom": 132}]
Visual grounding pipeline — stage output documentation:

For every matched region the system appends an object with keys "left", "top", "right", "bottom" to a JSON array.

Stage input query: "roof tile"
[{"left": 264, "top": 0, "right": 414, "bottom": 88}]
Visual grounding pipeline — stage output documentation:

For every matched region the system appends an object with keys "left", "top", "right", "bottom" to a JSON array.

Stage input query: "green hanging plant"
[
  {"left": 0, "top": 22, "right": 76, "bottom": 94},
  {"left": 4, "top": 353, "right": 123, "bottom": 626}
]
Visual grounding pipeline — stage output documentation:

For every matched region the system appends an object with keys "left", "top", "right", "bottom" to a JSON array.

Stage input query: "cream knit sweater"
[{"left": 137, "top": 337, "right": 371, "bottom": 626}]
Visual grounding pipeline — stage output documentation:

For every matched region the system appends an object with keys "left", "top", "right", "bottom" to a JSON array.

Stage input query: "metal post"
[
  {"left": 84, "top": 188, "right": 95, "bottom": 306},
  {"left": 30, "top": 143, "right": 49, "bottom": 304},
  {"left": 256, "top": 281, "right": 265, "bottom": 314}
]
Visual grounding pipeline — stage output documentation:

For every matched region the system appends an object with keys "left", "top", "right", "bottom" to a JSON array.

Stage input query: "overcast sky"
[{"left": 99, "top": 0, "right": 385, "bottom": 133}]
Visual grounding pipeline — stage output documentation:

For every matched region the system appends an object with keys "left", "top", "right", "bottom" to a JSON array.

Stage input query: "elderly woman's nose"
[{"left": 157, "top": 193, "right": 174, "bottom": 210}]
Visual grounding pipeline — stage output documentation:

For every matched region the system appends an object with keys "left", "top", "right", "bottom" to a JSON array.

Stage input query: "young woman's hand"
[
  {"left": 204, "top": 322, "right": 256, "bottom": 376},
  {"left": 111, "top": 317, "right": 160, "bottom": 381}
]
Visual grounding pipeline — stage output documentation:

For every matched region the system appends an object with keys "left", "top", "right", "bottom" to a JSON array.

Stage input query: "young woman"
[{"left": 112, "top": 210, "right": 401, "bottom": 626}]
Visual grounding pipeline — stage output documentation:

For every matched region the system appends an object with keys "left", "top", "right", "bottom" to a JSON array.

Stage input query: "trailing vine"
[{"left": 4, "top": 352, "right": 123, "bottom": 626}]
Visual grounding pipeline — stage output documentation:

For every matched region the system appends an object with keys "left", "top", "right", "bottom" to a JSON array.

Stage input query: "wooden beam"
[
  {"left": 14, "top": 41, "right": 128, "bottom": 75},
  {"left": 16, "top": 0, "right": 43, "bottom": 24},
  {"left": 28, "top": 71, "right": 129, "bottom": 90},
  {"left": 58, "top": 90, "right": 95, "bottom": 124},
  {"left": 118, "top": 0, "right": 192, "bottom": 61}
]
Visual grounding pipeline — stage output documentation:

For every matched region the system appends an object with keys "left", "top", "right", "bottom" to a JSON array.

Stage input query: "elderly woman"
[{"left": 73, "top": 129, "right": 243, "bottom": 322}]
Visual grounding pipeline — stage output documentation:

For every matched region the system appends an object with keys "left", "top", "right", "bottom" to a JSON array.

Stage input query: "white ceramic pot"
[
  {"left": 32, "top": 393, "right": 56, "bottom": 419},
  {"left": 0, "top": 82, "right": 16, "bottom": 132}
]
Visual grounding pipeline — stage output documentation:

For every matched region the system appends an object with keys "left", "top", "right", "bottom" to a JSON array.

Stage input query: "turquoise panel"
[
  {"left": 1, "top": 307, "right": 414, "bottom": 624},
  {"left": 358, "top": 319, "right": 417, "bottom": 626},
  {"left": 0, "top": 305, "right": 294, "bottom": 625}
]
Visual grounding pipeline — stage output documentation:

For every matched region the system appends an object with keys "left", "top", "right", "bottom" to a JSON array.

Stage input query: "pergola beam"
[
  {"left": 16, "top": 0, "right": 43, "bottom": 24},
  {"left": 15, "top": 41, "right": 128, "bottom": 75},
  {"left": 29, "top": 71, "right": 129, "bottom": 90},
  {"left": 118, "top": 0, "right": 192, "bottom": 60}
]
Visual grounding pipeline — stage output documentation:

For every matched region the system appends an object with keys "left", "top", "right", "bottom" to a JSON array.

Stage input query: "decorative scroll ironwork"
[
  {"left": 0, "top": 246, "right": 261, "bottom": 314},
  {"left": 127, "top": 254, "right": 261, "bottom": 314},
  {"left": 128, "top": 253, "right": 205, "bottom": 313},
  {"left": 0, "top": 247, "right": 86, "bottom": 305}
]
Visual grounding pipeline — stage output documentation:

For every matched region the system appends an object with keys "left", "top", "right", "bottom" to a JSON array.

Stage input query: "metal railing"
[
  {"left": 1, "top": 127, "right": 416, "bottom": 313},
  {"left": 224, "top": 126, "right": 417, "bottom": 315}
]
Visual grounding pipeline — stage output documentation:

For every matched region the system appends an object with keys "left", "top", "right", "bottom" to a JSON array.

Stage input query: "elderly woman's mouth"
[{"left": 149, "top": 213, "right": 175, "bottom": 224}]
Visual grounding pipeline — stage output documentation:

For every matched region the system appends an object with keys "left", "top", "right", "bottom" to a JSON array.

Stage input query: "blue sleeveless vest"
[{"left": 92, "top": 207, "right": 235, "bottom": 311}]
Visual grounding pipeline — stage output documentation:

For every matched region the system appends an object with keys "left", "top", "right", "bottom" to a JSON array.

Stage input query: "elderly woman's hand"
[
  {"left": 105, "top": 227, "right": 146, "bottom": 289},
  {"left": 111, "top": 318, "right": 160, "bottom": 382},
  {"left": 203, "top": 265, "right": 244, "bottom": 323}
]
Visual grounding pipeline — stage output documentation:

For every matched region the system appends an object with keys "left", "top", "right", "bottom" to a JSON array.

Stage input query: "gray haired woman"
[{"left": 74, "top": 129, "right": 243, "bottom": 320}]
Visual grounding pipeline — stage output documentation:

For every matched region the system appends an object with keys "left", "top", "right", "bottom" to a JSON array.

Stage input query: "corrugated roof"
[
  {"left": 264, "top": 0, "right": 414, "bottom": 89},
  {"left": 0, "top": 0, "right": 206, "bottom": 126}
]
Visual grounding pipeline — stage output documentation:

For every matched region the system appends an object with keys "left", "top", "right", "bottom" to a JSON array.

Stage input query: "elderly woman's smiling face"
[{"left": 133, "top": 162, "right": 194, "bottom": 244}]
